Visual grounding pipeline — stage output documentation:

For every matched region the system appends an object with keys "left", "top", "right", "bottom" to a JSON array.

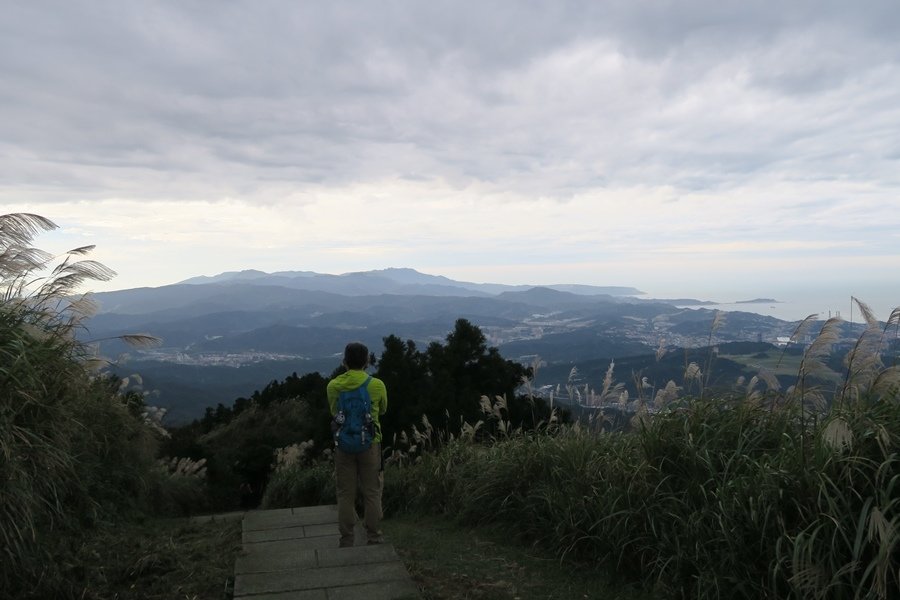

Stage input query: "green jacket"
[{"left": 326, "top": 370, "right": 388, "bottom": 444}]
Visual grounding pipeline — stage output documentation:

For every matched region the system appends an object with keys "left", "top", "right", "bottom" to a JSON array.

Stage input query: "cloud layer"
[{"left": 1, "top": 1, "right": 898, "bottom": 310}]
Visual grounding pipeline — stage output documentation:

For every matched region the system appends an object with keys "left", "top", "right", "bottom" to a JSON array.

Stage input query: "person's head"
[{"left": 343, "top": 341, "right": 369, "bottom": 370}]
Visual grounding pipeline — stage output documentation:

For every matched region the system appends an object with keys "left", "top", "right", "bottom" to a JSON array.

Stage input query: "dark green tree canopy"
[{"left": 377, "top": 318, "right": 532, "bottom": 440}]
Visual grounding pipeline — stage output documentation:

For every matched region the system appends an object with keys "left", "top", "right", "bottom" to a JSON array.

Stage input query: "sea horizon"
[{"left": 640, "top": 284, "right": 898, "bottom": 324}]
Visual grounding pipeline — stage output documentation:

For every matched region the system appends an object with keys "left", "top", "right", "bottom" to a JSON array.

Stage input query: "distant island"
[
  {"left": 651, "top": 298, "right": 719, "bottom": 306},
  {"left": 735, "top": 298, "right": 779, "bottom": 304}
]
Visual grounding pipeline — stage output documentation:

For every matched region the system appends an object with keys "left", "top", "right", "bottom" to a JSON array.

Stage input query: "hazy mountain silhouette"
[{"left": 176, "top": 268, "right": 643, "bottom": 297}]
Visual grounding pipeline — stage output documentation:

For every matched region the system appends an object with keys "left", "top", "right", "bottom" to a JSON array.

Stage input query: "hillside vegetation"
[{"left": 0, "top": 214, "right": 214, "bottom": 597}]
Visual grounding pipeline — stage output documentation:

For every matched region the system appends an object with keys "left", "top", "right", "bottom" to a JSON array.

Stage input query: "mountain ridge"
[{"left": 174, "top": 268, "right": 645, "bottom": 298}]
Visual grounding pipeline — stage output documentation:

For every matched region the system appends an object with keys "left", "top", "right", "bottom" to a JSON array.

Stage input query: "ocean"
[{"left": 640, "top": 284, "right": 898, "bottom": 323}]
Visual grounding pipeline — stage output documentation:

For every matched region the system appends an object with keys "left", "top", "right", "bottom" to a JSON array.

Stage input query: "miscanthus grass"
[
  {"left": 1, "top": 213, "right": 169, "bottom": 598},
  {"left": 367, "top": 302, "right": 900, "bottom": 600},
  {"left": 261, "top": 440, "right": 337, "bottom": 508}
]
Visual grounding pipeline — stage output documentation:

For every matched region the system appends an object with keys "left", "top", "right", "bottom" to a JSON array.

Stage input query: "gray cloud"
[{"left": 2, "top": 1, "right": 900, "bottom": 204}]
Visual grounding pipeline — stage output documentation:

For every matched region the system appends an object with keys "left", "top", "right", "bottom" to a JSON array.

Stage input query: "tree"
[
  {"left": 418, "top": 319, "right": 528, "bottom": 433},
  {"left": 375, "top": 335, "right": 431, "bottom": 443}
]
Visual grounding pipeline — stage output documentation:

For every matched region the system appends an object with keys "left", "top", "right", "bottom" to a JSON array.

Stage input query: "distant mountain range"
[
  {"left": 87, "top": 268, "right": 793, "bottom": 423},
  {"left": 88, "top": 269, "right": 655, "bottom": 357},
  {"left": 177, "top": 267, "right": 645, "bottom": 298}
]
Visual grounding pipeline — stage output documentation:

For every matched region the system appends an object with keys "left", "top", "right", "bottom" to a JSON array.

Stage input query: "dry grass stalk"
[
  {"left": 161, "top": 456, "right": 208, "bottom": 479},
  {"left": 654, "top": 380, "right": 680, "bottom": 408},
  {"left": 757, "top": 367, "right": 781, "bottom": 392},
  {"left": 655, "top": 337, "right": 667, "bottom": 361},
  {"left": 272, "top": 440, "right": 322, "bottom": 472},
  {"left": 821, "top": 417, "right": 853, "bottom": 452}
]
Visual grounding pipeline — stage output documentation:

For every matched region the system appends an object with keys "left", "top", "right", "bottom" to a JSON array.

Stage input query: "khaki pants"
[{"left": 334, "top": 442, "right": 383, "bottom": 547}]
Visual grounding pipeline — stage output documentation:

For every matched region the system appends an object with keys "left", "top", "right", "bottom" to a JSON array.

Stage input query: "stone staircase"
[{"left": 232, "top": 504, "right": 419, "bottom": 599}]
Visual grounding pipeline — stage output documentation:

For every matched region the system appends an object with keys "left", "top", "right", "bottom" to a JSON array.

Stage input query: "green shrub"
[
  {"left": 262, "top": 462, "right": 336, "bottom": 508},
  {"left": 386, "top": 398, "right": 900, "bottom": 599},
  {"left": 0, "top": 213, "right": 162, "bottom": 597},
  {"left": 145, "top": 457, "right": 210, "bottom": 517},
  {"left": 194, "top": 400, "right": 329, "bottom": 509},
  {"left": 773, "top": 402, "right": 900, "bottom": 600}
]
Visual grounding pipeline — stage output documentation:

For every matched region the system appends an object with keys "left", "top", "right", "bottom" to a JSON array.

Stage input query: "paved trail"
[{"left": 232, "top": 504, "right": 420, "bottom": 599}]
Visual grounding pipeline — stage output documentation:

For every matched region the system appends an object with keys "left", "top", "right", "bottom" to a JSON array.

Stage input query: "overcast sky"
[{"left": 2, "top": 1, "right": 898, "bottom": 314}]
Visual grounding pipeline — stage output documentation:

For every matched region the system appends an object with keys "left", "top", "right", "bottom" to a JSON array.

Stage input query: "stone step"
[
  {"left": 233, "top": 504, "right": 419, "bottom": 600},
  {"left": 243, "top": 505, "right": 339, "bottom": 532}
]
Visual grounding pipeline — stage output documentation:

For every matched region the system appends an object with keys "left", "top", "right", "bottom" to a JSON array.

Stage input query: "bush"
[
  {"left": 386, "top": 399, "right": 900, "bottom": 599},
  {"left": 145, "top": 457, "right": 210, "bottom": 517},
  {"left": 262, "top": 462, "right": 336, "bottom": 509},
  {"left": 193, "top": 400, "right": 329, "bottom": 510},
  {"left": 0, "top": 213, "right": 162, "bottom": 597}
]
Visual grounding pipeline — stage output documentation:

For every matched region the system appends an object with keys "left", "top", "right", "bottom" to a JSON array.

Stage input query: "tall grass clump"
[
  {"left": 384, "top": 306, "right": 900, "bottom": 599},
  {"left": 261, "top": 440, "right": 336, "bottom": 508},
  {"left": 0, "top": 213, "right": 163, "bottom": 597},
  {"left": 190, "top": 396, "right": 332, "bottom": 509}
]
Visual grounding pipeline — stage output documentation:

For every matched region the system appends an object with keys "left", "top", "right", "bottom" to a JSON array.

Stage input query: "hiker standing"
[{"left": 327, "top": 342, "right": 388, "bottom": 547}]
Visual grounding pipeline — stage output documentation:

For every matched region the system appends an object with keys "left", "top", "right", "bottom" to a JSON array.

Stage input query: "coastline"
[{"left": 636, "top": 289, "right": 897, "bottom": 323}]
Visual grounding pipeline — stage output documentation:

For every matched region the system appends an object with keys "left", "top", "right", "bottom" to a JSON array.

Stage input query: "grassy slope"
[
  {"left": 384, "top": 514, "right": 650, "bottom": 600},
  {"left": 72, "top": 517, "right": 241, "bottom": 600},
  {"left": 720, "top": 348, "right": 842, "bottom": 384}
]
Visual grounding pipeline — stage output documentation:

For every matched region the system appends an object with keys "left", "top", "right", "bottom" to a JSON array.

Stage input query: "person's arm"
[
  {"left": 326, "top": 381, "right": 338, "bottom": 416},
  {"left": 375, "top": 379, "right": 387, "bottom": 415}
]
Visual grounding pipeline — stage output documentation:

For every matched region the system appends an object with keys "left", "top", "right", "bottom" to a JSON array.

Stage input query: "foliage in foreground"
[
  {"left": 0, "top": 214, "right": 203, "bottom": 597},
  {"left": 384, "top": 513, "right": 650, "bottom": 600},
  {"left": 73, "top": 516, "right": 242, "bottom": 600},
  {"left": 261, "top": 440, "right": 336, "bottom": 509},
  {"left": 379, "top": 396, "right": 899, "bottom": 599}
]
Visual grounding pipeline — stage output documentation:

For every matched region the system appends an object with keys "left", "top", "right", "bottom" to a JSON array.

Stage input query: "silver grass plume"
[
  {"left": 777, "top": 313, "right": 819, "bottom": 369},
  {"left": 654, "top": 380, "right": 680, "bottom": 408},
  {"left": 757, "top": 367, "right": 781, "bottom": 392},
  {"left": 821, "top": 416, "right": 853, "bottom": 452},
  {"left": 839, "top": 327, "right": 883, "bottom": 405},
  {"left": 598, "top": 359, "right": 625, "bottom": 405},
  {"left": 655, "top": 337, "right": 667, "bottom": 361},
  {"left": 852, "top": 296, "right": 880, "bottom": 328},
  {"left": 870, "top": 366, "right": 900, "bottom": 400},
  {"left": 799, "top": 317, "right": 843, "bottom": 380}
]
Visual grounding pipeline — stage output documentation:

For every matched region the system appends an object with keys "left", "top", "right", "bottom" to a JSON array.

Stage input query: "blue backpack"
[{"left": 333, "top": 376, "right": 375, "bottom": 453}]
